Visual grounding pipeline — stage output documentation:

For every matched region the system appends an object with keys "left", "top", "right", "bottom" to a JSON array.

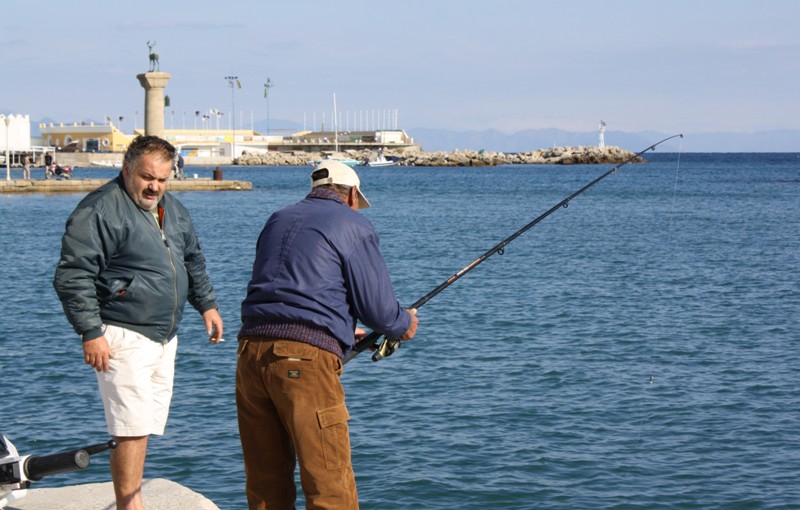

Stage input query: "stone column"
[{"left": 136, "top": 72, "right": 171, "bottom": 138}]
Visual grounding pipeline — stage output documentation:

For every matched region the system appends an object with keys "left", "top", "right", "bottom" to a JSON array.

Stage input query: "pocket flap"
[
  {"left": 273, "top": 341, "right": 317, "bottom": 360},
  {"left": 317, "top": 404, "right": 350, "bottom": 429}
]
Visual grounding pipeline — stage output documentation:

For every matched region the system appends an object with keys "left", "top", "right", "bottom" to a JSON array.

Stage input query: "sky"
[{"left": 2, "top": 0, "right": 799, "bottom": 136}]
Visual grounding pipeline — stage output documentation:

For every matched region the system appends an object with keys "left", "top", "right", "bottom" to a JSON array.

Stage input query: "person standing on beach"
[
  {"left": 22, "top": 154, "right": 31, "bottom": 179},
  {"left": 236, "top": 160, "right": 418, "bottom": 509},
  {"left": 53, "top": 135, "right": 223, "bottom": 510}
]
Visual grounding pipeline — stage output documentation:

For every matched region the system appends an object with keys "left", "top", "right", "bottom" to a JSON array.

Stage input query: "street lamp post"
[
  {"left": 225, "top": 76, "right": 238, "bottom": 160},
  {"left": 4, "top": 116, "right": 11, "bottom": 181},
  {"left": 264, "top": 78, "right": 274, "bottom": 135}
]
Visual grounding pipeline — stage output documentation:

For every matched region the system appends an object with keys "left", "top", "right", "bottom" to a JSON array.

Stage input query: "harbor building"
[
  {"left": 39, "top": 120, "right": 131, "bottom": 154},
  {"left": 37, "top": 123, "right": 417, "bottom": 165}
]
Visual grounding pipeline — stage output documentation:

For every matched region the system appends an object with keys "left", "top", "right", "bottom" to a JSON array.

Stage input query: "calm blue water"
[{"left": 1, "top": 153, "right": 799, "bottom": 509}]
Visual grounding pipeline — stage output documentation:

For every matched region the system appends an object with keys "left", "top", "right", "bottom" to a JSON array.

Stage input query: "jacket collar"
[{"left": 307, "top": 187, "right": 345, "bottom": 205}]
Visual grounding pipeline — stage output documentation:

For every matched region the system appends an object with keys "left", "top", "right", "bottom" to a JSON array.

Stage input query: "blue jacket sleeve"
[{"left": 342, "top": 232, "right": 410, "bottom": 339}]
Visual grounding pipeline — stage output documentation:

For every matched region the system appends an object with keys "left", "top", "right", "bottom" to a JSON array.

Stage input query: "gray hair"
[{"left": 123, "top": 135, "right": 176, "bottom": 172}]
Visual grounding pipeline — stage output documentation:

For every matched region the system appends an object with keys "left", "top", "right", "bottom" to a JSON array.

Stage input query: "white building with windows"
[
  {"left": 0, "top": 114, "right": 32, "bottom": 152},
  {"left": 0, "top": 114, "right": 46, "bottom": 168}
]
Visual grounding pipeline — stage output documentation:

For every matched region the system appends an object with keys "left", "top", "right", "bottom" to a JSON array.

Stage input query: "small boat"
[
  {"left": 91, "top": 160, "right": 122, "bottom": 168},
  {"left": 362, "top": 149, "right": 398, "bottom": 167},
  {"left": 308, "top": 155, "right": 360, "bottom": 167},
  {"left": 308, "top": 156, "right": 360, "bottom": 167}
]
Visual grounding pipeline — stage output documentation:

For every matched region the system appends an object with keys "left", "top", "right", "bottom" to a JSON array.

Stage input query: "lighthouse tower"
[{"left": 598, "top": 120, "right": 606, "bottom": 148}]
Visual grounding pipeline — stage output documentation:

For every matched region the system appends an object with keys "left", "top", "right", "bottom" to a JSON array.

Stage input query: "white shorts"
[{"left": 96, "top": 324, "right": 178, "bottom": 437}]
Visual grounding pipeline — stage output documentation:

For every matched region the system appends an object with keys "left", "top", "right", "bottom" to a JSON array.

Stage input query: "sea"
[{"left": 1, "top": 152, "right": 798, "bottom": 509}]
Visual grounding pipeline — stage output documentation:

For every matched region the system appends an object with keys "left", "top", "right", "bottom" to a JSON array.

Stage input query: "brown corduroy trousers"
[{"left": 236, "top": 338, "right": 358, "bottom": 510}]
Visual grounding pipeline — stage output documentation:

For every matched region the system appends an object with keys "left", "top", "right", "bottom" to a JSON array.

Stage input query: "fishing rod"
[{"left": 344, "top": 134, "right": 683, "bottom": 365}]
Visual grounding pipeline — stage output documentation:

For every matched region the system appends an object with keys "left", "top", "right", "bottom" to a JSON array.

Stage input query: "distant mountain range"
[
  {"left": 32, "top": 118, "right": 799, "bottom": 152},
  {"left": 406, "top": 128, "right": 800, "bottom": 153},
  {"left": 246, "top": 120, "right": 799, "bottom": 152}
]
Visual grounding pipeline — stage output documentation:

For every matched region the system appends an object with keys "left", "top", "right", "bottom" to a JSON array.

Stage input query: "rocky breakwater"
[
  {"left": 235, "top": 145, "right": 643, "bottom": 167},
  {"left": 236, "top": 151, "right": 318, "bottom": 166},
  {"left": 402, "top": 145, "right": 644, "bottom": 166}
]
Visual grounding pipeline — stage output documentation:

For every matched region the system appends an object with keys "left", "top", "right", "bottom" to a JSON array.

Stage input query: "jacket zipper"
[{"left": 154, "top": 206, "right": 179, "bottom": 343}]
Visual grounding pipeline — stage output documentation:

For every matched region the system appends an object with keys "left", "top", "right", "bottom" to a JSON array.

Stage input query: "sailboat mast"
[{"left": 333, "top": 92, "right": 338, "bottom": 153}]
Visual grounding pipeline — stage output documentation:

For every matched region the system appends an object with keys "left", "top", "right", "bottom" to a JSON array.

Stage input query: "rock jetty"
[{"left": 235, "top": 145, "right": 644, "bottom": 167}]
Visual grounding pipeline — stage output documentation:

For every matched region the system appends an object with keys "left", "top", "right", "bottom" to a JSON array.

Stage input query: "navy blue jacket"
[{"left": 240, "top": 189, "right": 410, "bottom": 356}]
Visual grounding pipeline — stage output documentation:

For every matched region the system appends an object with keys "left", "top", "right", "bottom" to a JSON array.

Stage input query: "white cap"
[{"left": 311, "top": 160, "right": 371, "bottom": 209}]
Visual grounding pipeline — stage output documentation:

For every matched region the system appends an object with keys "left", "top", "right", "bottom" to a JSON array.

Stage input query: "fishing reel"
[
  {"left": 372, "top": 338, "right": 401, "bottom": 362},
  {"left": 0, "top": 433, "right": 116, "bottom": 509}
]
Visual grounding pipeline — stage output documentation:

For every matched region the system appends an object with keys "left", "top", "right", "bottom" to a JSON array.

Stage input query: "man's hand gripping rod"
[{"left": 344, "top": 134, "right": 683, "bottom": 365}]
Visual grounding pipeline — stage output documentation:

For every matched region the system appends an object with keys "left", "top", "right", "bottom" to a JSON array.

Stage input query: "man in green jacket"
[{"left": 54, "top": 135, "right": 223, "bottom": 510}]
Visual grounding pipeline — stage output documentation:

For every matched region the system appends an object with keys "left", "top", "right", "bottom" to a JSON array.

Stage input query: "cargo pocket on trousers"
[{"left": 317, "top": 403, "right": 351, "bottom": 470}]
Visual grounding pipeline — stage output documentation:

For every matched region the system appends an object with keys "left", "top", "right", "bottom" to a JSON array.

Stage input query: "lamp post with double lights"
[
  {"left": 3, "top": 116, "right": 10, "bottom": 181},
  {"left": 264, "top": 78, "right": 274, "bottom": 135},
  {"left": 225, "top": 76, "right": 238, "bottom": 160}
]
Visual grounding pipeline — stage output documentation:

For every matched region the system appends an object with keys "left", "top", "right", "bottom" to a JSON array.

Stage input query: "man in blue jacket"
[
  {"left": 237, "top": 160, "right": 418, "bottom": 509},
  {"left": 54, "top": 135, "right": 223, "bottom": 510}
]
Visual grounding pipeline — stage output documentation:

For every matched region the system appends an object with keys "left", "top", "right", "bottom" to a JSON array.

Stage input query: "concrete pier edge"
[
  {"left": 0, "top": 178, "right": 252, "bottom": 194},
  {"left": 6, "top": 478, "right": 220, "bottom": 510}
]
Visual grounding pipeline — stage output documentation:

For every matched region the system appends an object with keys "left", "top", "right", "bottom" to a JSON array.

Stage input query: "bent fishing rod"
[{"left": 344, "top": 134, "right": 683, "bottom": 365}]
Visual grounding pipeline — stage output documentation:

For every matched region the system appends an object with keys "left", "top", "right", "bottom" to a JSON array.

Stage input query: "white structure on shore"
[
  {"left": 598, "top": 120, "right": 606, "bottom": 148},
  {"left": 0, "top": 114, "right": 32, "bottom": 153},
  {"left": 0, "top": 114, "right": 52, "bottom": 176}
]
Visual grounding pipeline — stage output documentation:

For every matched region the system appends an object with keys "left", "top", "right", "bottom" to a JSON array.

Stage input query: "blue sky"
[{"left": 2, "top": 0, "right": 798, "bottom": 135}]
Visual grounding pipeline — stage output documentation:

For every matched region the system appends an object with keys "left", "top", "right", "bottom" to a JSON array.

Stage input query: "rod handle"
[
  {"left": 24, "top": 449, "right": 90, "bottom": 481},
  {"left": 23, "top": 439, "right": 115, "bottom": 481}
]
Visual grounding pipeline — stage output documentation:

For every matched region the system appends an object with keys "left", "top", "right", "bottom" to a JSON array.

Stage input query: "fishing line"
[
  {"left": 633, "top": 137, "right": 684, "bottom": 452},
  {"left": 648, "top": 136, "right": 684, "bottom": 386},
  {"left": 665, "top": 138, "right": 685, "bottom": 250}
]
